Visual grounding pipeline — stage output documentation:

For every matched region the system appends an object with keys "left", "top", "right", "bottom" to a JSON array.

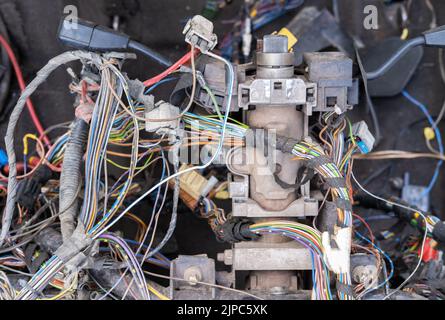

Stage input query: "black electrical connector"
[
  {"left": 423, "top": 25, "right": 445, "bottom": 47},
  {"left": 366, "top": 25, "right": 445, "bottom": 80},
  {"left": 218, "top": 219, "right": 260, "bottom": 244},
  {"left": 356, "top": 194, "right": 445, "bottom": 250},
  {"left": 17, "top": 165, "right": 53, "bottom": 210},
  {"left": 57, "top": 18, "right": 172, "bottom": 67}
]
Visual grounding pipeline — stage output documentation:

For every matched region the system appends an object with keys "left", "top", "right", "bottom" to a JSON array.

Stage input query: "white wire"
[
  {"left": 351, "top": 171, "right": 428, "bottom": 300},
  {"left": 93, "top": 50, "right": 235, "bottom": 240}
]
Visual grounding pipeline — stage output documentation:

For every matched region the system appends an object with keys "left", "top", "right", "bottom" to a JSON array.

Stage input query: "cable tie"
[{"left": 306, "top": 155, "right": 333, "bottom": 170}]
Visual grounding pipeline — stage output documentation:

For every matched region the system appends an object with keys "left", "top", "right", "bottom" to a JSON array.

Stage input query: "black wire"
[
  {"left": 355, "top": 46, "right": 382, "bottom": 145},
  {"left": 128, "top": 40, "right": 172, "bottom": 68},
  {"left": 366, "top": 37, "right": 425, "bottom": 80},
  {"left": 331, "top": 0, "right": 340, "bottom": 22}
]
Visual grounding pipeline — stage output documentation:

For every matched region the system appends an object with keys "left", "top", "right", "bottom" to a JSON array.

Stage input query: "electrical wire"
[
  {"left": 0, "top": 34, "right": 50, "bottom": 146},
  {"left": 351, "top": 171, "right": 429, "bottom": 300},
  {"left": 95, "top": 49, "right": 235, "bottom": 239}
]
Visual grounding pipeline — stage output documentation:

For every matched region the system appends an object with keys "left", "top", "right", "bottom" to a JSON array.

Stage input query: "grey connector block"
[
  {"left": 304, "top": 52, "right": 355, "bottom": 113},
  {"left": 183, "top": 15, "right": 218, "bottom": 53},
  {"left": 263, "top": 35, "right": 289, "bottom": 53},
  {"left": 352, "top": 121, "right": 376, "bottom": 153},
  {"left": 423, "top": 25, "right": 445, "bottom": 48}
]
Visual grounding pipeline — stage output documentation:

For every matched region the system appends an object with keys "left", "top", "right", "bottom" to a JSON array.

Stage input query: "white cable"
[{"left": 351, "top": 171, "right": 428, "bottom": 300}]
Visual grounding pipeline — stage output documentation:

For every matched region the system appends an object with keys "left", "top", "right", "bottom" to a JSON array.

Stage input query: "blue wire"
[
  {"left": 124, "top": 239, "right": 170, "bottom": 262},
  {"left": 253, "top": 10, "right": 287, "bottom": 30},
  {"left": 144, "top": 77, "right": 177, "bottom": 95},
  {"left": 402, "top": 90, "right": 444, "bottom": 197},
  {"left": 310, "top": 253, "right": 317, "bottom": 296},
  {"left": 47, "top": 135, "right": 68, "bottom": 161},
  {"left": 153, "top": 151, "right": 167, "bottom": 212},
  {"left": 355, "top": 231, "right": 395, "bottom": 295}
]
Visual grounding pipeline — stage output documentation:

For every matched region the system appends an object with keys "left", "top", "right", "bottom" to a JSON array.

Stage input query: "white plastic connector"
[
  {"left": 183, "top": 15, "right": 218, "bottom": 53},
  {"left": 200, "top": 176, "right": 219, "bottom": 198},
  {"left": 352, "top": 121, "right": 376, "bottom": 154},
  {"left": 322, "top": 227, "right": 352, "bottom": 275},
  {"left": 242, "top": 17, "right": 252, "bottom": 58},
  {"left": 145, "top": 101, "right": 180, "bottom": 133}
]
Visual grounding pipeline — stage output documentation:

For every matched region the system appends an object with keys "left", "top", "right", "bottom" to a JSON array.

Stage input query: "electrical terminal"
[{"left": 169, "top": 164, "right": 219, "bottom": 210}]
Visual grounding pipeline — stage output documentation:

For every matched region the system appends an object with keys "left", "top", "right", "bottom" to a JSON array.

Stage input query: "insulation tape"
[
  {"left": 335, "top": 198, "right": 353, "bottom": 212},
  {"left": 324, "top": 177, "right": 348, "bottom": 189},
  {"left": 306, "top": 155, "right": 333, "bottom": 170},
  {"left": 54, "top": 224, "right": 93, "bottom": 265},
  {"left": 336, "top": 280, "right": 355, "bottom": 297}
]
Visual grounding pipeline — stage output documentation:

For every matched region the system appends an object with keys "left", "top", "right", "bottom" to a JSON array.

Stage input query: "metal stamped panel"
[
  {"left": 239, "top": 78, "right": 308, "bottom": 108},
  {"left": 232, "top": 242, "right": 313, "bottom": 271},
  {"left": 231, "top": 198, "right": 319, "bottom": 218}
]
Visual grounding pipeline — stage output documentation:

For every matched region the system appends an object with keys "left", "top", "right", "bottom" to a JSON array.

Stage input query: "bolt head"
[{"left": 183, "top": 266, "right": 203, "bottom": 286}]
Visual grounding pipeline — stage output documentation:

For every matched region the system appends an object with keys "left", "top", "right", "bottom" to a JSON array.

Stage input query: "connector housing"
[
  {"left": 58, "top": 18, "right": 130, "bottom": 51},
  {"left": 183, "top": 15, "right": 218, "bottom": 53},
  {"left": 169, "top": 164, "right": 218, "bottom": 210},
  {"left": 17, "top": 166, "right": 53, "bottom": 210},
  {"left": 145, "top": 101, "right": 180, "bottom": 133},
  {"left": 352, "top": 121, "right": 375, "bottom": 154}
]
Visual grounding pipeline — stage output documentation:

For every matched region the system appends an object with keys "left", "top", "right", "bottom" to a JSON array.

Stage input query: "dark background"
[{"left": 0, "top": 0, "right": 444, "bottom": 258}]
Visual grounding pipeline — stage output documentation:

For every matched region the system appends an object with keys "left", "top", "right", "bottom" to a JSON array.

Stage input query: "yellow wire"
[
  {"left": 147, "top": 284, "right": 170, "bottom": 300},
  {"left": 40, "top": 280, "right": 76, "bottom": 301},
  {"left": 401, "top": 28, "right": 409, "bottom": 40},
  {"left": 107, "top": 153, "right": 154, "bottom": 171},
  {"left": 23, "top": 134, "right": 40, "bottom": 156}
]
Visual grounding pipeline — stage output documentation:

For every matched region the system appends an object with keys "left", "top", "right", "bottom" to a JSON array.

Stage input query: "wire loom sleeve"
[
  {"left": 274, "top": 134, "right": 353, "bottom": 220},
  {"left": 59, "top": 118, "right": 89, "bottom": 241}
]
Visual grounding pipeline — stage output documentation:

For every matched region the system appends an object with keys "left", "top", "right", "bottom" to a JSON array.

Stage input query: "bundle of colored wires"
[
  {"left": 82, "top": 63, "right": 140, "bottom": 237},
  {"left": 250, "top": 221, "right": 333, "bottom": 300},
  {"left": 291, "top": 141, "right": 354, "bottom": 299},
  {"left": 292, "top": 141, "right": 353, "bottom": 227},
  {"left": 14, "top": 39, "right": 236, "bottom": 301},
  {"left": 16, "top": 55, "right": 142, "bottom": 300},
  {"left": 98, "top": 234, "right": 151, "bottom": 300},
  {"left": 183, "top": 112, "right": 249, "bottom": 142},
  {"left": 0, "top": 271, "right": 15, "bottom": 300}
]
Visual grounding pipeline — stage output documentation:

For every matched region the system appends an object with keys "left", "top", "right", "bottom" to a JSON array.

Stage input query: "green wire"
[
  {"left": 203, "top": 85, "right": 223, "bottom": 120},
  {"left": 347, "top": 118, "right": 356, "bottom": 146}
]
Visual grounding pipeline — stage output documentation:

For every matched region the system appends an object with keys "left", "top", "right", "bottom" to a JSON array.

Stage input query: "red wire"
[
  {"left": 353, "top": 213, "right": 375, "bottom": 244},
  {"left": 0, "top": 34, "right": 51, "bottom": 147},
  {"left": 143, "top": 50, "right": 196, "bottom": 87}
]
